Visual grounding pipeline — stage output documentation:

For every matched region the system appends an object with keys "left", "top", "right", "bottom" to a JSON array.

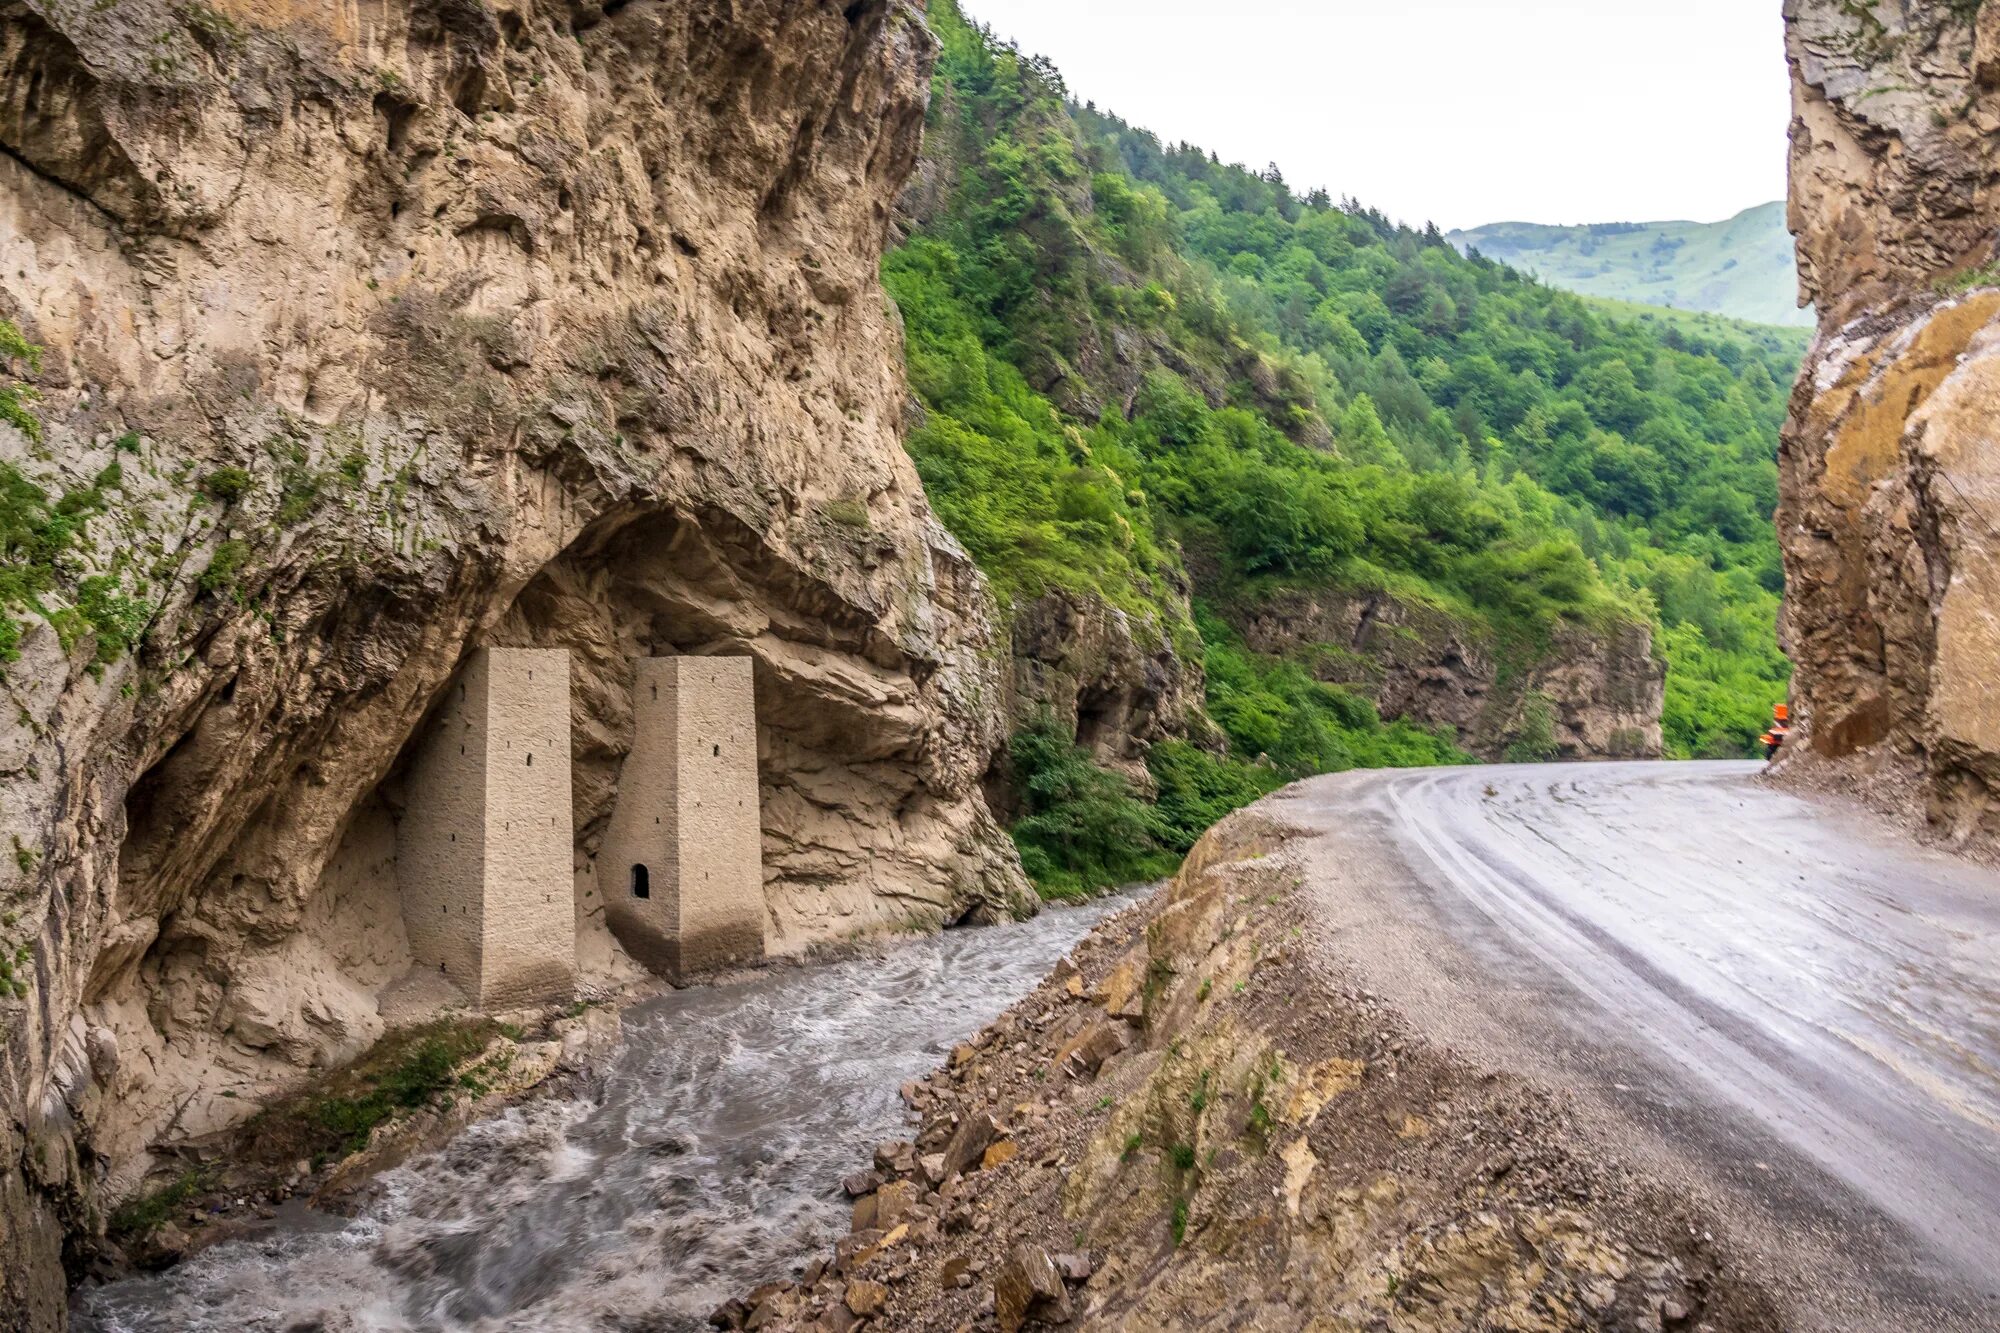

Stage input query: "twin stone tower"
[{"left": 396, "top": 648, "right": 765, "bottom": 1008}]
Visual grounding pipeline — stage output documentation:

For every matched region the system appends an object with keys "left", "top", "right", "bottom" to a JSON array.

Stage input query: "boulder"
[
  {"left": 844, "top": 1279, "right": 889, "bottom": 1317},
  {"left": 1094, "top": 954, "right": 1146, "bottom": 1023},
  {"left": 835, "top": 1230, "right": 885, "bottom": 1273},
  {"left": 1053, "top": 1252, "right": 1093, "bottom": 1283},
  {"left": 871, "top": 1179, "right": 921, "bottom": 1231},
  {"left": 1053, "top": 1021, "right": 1129, "bottom": 1078},
  {"left": 943, "top": 1111, "right": 1006, "bottom": 1179},
  {"left": 874, "top": 1140, "right": 918, "bottom": 1178},
  {"left": 994, "top": 1243, "right": 1073, "bottom": 1332}
]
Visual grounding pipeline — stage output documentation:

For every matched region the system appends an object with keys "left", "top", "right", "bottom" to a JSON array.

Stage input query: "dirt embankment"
[{"left": 720, "top": 814, "right": 1780, "bottom": 1333}]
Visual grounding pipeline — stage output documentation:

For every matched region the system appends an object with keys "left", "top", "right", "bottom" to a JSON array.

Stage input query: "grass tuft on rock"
[{"left": 291, "top": 1019, "right": 500, "bottom": 1157}]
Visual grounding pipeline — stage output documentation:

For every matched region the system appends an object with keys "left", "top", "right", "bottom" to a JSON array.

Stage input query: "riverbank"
[
  {"left": 85, "top": 909, "right": 1085, "bottom": 1283},
  {"left": 69, "top": 893, "right": 1136, "bottom": 1331},
  {"left": 84, "top": 1000, "right": 625, "bottom": 1278},
  {"left": 733, "top": 809, "right": 1786, "bottom": 1332}
]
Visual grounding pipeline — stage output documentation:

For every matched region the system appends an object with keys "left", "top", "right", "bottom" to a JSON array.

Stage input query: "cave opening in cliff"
[
  {"left": 115, "top": 724, "right": 207, "bottom": 922},
  {"left": 1073, "top": 685, "right": 1123, "bottom": 755},
  {"left": 631, "top": 864, "right": 650, "bottom": 899}
]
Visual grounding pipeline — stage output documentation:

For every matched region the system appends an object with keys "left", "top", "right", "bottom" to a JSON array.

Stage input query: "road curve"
[{"left": 1270, "top": 761, "right": 2000, "bottom": 1329}]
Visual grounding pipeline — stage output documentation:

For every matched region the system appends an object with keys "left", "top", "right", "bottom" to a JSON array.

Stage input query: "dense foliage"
[
  {"left": 904, "top": 3, "right": 1795, "bottom": 894},
  {"left": 1008, "top": 614, "right": 1466, "bottom": 898}
]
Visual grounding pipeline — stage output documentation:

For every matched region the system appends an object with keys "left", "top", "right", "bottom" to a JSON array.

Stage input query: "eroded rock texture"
[
  {"left": 999, "top": 590, "right": 1208, "bottom": 791},
  {"left": 1778, "top": 1, "right": 2000, "bottom": 842},
  {"left": 1241, "top": 589, "right": 1664, "bottom": 761},
  {"left": 0, "top": 0, "right": 1032, "bottom": 1317}
]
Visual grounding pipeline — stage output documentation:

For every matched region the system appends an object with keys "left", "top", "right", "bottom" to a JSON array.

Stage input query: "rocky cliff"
[
  {"left": 1778, "top": 0, "right": 2000, "bottom": 843},
  {"left": 0, "top": 0, "right": 1035, "bottom": 1319},
  {"left": 1239, "top": 589, "right": 1664, "bottom": 761}
]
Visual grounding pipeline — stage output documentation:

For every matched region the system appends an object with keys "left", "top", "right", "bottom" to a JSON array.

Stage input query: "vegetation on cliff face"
[
  {"left": 891, "top": 2, "right": 1796, "bottom": 893},
  {"left": 1009, "top": 610, "right": 1463, "bottom": 897}
]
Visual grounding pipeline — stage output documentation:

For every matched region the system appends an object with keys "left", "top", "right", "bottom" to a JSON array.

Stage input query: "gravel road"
[{"left": 1272, "top": 760, "right": 2000, "bottom": 1330}]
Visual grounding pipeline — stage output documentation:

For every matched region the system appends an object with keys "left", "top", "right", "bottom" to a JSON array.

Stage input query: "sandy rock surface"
[
  {"left": 0, "top": 1, "right": 1032, "bottom": 1320},
  {"left": 1777, "top": 0, "right": 2000, "bottom": 849}
]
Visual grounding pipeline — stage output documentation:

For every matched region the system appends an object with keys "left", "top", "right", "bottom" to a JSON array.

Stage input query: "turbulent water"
[{"left": 74, "top": 893, "right": 1139, "bottom": 1333}]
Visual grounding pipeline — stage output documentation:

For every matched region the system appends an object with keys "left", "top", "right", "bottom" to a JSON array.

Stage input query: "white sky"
[{"left": 960, "top": 0, "right": 1792, "bottom": 232}]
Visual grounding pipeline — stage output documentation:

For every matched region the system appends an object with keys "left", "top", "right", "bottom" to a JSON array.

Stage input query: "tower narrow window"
[{"left": 631, "top": 864, "right": 650, "bottom": 899}]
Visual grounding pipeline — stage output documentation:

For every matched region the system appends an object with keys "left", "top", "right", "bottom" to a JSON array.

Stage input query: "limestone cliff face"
[
  {"left": 1239, "top": 590, "right": 1664, "bottom": 761},
  {"left": 998, "top": 589, "right": 1208, "bottom": 792},
  {"left": 0, "top": 0, "right": 1032, "bottom": 1317},
  {"left": 1779, "top": 0, "right": 2000, "bottom": 842}
]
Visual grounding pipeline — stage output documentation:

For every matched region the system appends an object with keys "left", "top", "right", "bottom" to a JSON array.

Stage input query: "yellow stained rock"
[
  {"left": 851, "top": 1222, "right": 910, "bottom": 1268},
  {"left": 1095, "top": 953, "right": 1144, "bottom": 1018},
  {"left": 1280, "top": 1137, "right": 1316, "bottom": 1217},
  {"left": 1284, "top": 1057, "right": 1366, "bottom": 1125},
  {"left": 844, "top": 1278, "right": 888, "bottom": 1316}
]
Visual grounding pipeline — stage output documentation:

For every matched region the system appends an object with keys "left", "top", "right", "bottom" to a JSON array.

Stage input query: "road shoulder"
[{"left": 1272, "top": 766, "right": 1994, "bottom": 1331}]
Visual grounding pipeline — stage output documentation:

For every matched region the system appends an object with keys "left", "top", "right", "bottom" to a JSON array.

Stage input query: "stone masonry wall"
[
  {"left": 600, "top": 656, "right": 764, "bottom": 981},
  {"left": 399, "top": 653, "right": 493, "bottom": 996},
  {"left": 398, "top": 648, "right": 575, "bottom": 1008},
  {"left": 469, "top": 648, "right": 574, "bottom": 1007}
]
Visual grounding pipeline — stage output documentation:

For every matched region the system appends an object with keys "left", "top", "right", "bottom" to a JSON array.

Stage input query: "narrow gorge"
[{"left": 7, "top": 0, "right": 1967, "bottom": 1328}]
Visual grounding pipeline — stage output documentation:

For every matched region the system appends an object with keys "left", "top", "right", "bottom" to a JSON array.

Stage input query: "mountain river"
[{"left": 73, "top": 891, "right": 1138, "bottom": 1332}]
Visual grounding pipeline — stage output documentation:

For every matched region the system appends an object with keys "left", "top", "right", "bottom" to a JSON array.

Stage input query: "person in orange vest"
[{"left": 1761, "top": 703, "right": 1790, "bottom": 760}]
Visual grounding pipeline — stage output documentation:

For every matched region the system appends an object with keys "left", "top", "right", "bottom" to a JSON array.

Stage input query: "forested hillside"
[
  {"left": 1449, "top": 202, "right": 1812, "bottom": 329},
  {"left": 896, "top": 1, "right": 1796, "bottom": 893}
]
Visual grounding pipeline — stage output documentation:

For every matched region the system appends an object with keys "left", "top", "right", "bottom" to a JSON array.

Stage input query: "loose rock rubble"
[{"left": 721, "top": 813, "right": 1784, "bottom": 1332}]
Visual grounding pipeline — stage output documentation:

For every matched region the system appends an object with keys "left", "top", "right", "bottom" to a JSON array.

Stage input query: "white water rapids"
[{"left": 73, "top": 891, "right": 1139, "bottom": 1333}]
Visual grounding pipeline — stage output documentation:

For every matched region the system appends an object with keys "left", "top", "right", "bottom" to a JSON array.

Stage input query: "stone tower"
[
  {"left": 398, "top": 647, "right": 577, "bottom": 1007},
  {"left": 600, "top": 656, "right": 766, "bottom": 980}
]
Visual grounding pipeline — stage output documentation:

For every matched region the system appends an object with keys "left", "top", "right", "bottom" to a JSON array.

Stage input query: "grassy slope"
[{"left": 1449, "top": 202, "right": 1812, "bottom": 329}]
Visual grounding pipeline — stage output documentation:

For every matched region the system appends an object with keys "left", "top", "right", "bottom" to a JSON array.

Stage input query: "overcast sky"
[{"left": 960, "top": 0, "right": 1792, "bottom": 232}]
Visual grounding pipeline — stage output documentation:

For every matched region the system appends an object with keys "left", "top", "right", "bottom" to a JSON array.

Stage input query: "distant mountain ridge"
[{"left": 1448, "top": 202, "right": 1810, "bottom": 328}]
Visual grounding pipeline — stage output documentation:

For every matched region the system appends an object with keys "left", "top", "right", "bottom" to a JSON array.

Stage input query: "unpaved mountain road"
[{"left": 1271, "top": 761, "right": 2000, "bottom": 1330}]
